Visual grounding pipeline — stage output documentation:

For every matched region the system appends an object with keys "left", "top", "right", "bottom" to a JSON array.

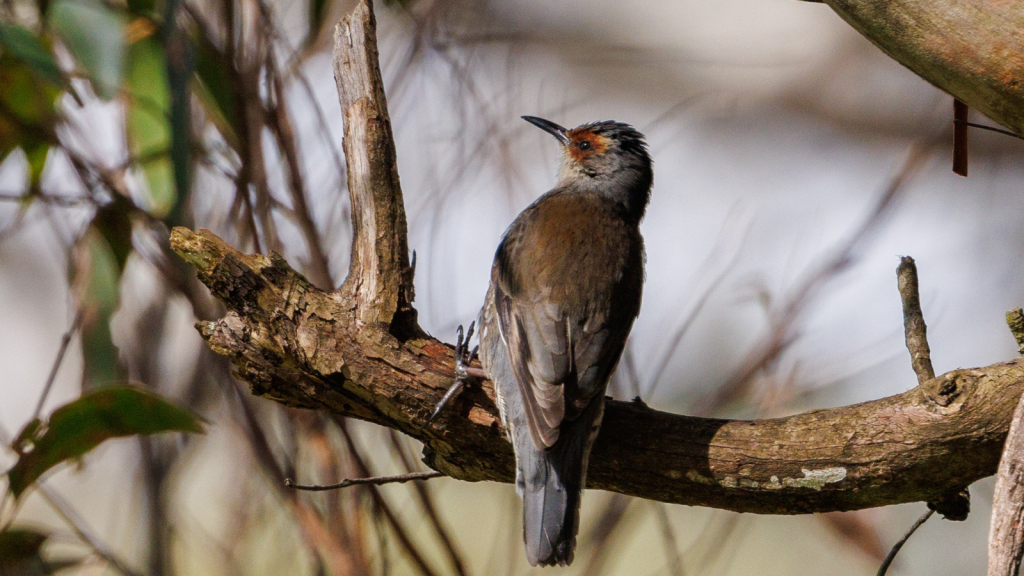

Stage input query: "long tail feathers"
[
  {"left": 522, "top": 450, "right": 581, "bottom": 566},
  {"left": 518, "top": 399, "right": 604, "bottom": 567}
]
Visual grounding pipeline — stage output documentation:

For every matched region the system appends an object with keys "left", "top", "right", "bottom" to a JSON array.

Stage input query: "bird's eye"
[{"left": 577, "top": 141, "right": 592, "bottom": 151}]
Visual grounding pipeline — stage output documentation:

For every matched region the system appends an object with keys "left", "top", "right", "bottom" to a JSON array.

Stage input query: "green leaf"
[
  {"left": 0, "top": 54, "right": 59, "bottom": 186},
  {"left": 5, "top": 387, "right": 205, "bottom": 498},
  {"left": 310, "top": 0, "right": 330, "bottom": 35},
  {"left": 192, "top": 32, "right": 239, "bottom": 148},
  {"left": 48, "top": 0, "right": 125, "bottom": 99},
  {"left": 0, "top": 54, "right": 60, "bottom": 129},
  {"left": 75, "top": 226, "right": 126, "bottom": 388},
  {"left": 126, "top": 0, "right": 156, "bottom": 16},
  {"left": 0, "top": 527, "right": 79, "bottom": 575},
  {"left": 0, "top": 529, "right": 47, "bottom": 559},
  {"left": 0, "top": 24, "right": 63, "bottom": 87},
  {"left": 0, "top": 528, "right": 47, "bottom": 576},
  {"left": 125, "top": 35, "right": 174, "bottom": 215},
  {"left": 23, "top": 142, "right": 50, "bottom": 187}
]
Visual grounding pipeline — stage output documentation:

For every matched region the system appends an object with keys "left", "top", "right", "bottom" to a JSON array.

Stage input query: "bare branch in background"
[
  {"left": 285, "top": 470, "right": 443, "bottom": 491},
  {"left": 31, "top": 309, "right": 83, "bottom": 422},
  {"left": 388, "top": 430, "right": 471, "bottom": 576},
  {"left": 700, "top": 143, "right": 932, "bottom": 413},
  {"left": 876, "top": 509, "right": 934, "bottom": 576}
]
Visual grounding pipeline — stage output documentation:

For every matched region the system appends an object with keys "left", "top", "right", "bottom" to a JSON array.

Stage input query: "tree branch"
[
  {"left": 170, "top": 225, "right": 1024, "bottom": 514},
  {"left": 172, "top": 0, "right": 1024, "bottom": 518},
  {"left": 897, "top": 256, "right": 934, "bottom": 385},
  {"left": 987, "top": 317, "right": 1024, "bottom": 576},
  {"left": 822, "top": 0, "right": 1024, "bottom": 136}
]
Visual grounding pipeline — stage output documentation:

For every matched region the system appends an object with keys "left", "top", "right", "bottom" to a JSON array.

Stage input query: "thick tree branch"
[
  {"left": 988, "top": 389, "right": 1024, "bottom": 576},
  {"left": 988, "top": 319, "right": 1024, "bottom": 576},
  {"left": 171, "top": 226, "right": 1024, "bottom": 515},
  {"left": 822, "top": 0, "right": 1024, "bottom": 136},
  {"left": 173, "top": 0, "right": 1024, "bottom": 518}
]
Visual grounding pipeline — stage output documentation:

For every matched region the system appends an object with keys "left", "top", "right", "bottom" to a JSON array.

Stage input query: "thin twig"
[
  {"left": 389, "top": 430, "right": 470, "bottom": 576},
  {"left": 897, "top": 256, "right": 934, "bottom": 384},
  {"left": 285, "top": 471, "right": 443, "bottom": 491},
  {"left": 653, "top": 502, "right": 685, "bottom": 575},
  {"left": 31, "top": 309, "right": 84, "bottom": 422},
  {"left": 954, "top": 120, "right": 1024, "bottom": 141},
  {"left": 877, "top": 509, "right": 933, "bottom": 576},
  {"left": 39, "top": 486, "right": 147, "bottom": 576},
  {"left": 0, "top": 192, "right": 95, "bottom": 206},
  {"left": 334, "top": 417, "right": 443, "bottom": 576}
]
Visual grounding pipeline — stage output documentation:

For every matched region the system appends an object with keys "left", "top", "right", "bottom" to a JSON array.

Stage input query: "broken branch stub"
[{"left": 333, "top": 0, "right": 414, "bottom": 330}]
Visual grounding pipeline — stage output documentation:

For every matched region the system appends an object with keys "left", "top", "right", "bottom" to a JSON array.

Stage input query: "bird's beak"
[{"left": 522, "top": 116, "right": 570, "bottom": 146}]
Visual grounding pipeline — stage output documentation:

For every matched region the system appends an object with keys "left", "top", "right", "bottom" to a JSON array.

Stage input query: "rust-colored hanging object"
[{"left": 952, "top": 99, "right": 969, "bottom": 177}]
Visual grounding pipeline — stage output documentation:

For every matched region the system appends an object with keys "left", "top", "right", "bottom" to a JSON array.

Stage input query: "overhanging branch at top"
[{"left": 820, "top": 0, "right": 1024, "bottom": 137}]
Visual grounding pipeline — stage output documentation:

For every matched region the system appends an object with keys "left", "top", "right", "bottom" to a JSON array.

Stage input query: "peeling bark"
[{"left": 171, "top": 226, "right": 1024, "bottom": 514}]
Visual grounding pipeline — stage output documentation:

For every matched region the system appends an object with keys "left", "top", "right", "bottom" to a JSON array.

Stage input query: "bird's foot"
[{"left": 421, "top": 322, "right": 481, "bottom": 429}]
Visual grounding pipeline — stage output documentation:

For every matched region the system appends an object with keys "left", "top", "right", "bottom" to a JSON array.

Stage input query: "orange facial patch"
[{"left": 565, "top": 129, "right": 610, "bottom": 162}]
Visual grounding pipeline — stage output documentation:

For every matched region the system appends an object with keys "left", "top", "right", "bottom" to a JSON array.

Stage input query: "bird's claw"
[
  {"left": 454, "top": 322, "right": 478, "bottom": 381},
  {"left": 421, "top": 322, "right": 478, "bottom": 429}
]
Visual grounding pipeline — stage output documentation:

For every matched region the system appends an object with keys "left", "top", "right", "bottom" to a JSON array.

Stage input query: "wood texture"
[
  {"left": 897, "top": 256, "right": 934, "bottom": 385},
  {"left": 333, "top": 0, "right": 415, "bottom": 330},
  {"left": 825, "top": 0, "right": 1024, "bottom": 136},
  {"left": 170, "top": 226, "right": 1024, "bottom": 514},
  {"left": 989, "top": 353, "right": 1024, "bottom": 575}
]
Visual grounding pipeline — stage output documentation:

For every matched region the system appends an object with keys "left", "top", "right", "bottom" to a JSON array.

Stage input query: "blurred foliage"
[
  {"left": 73, "top": 225, "right": 126, "bottom": 388},
  {"left": 48, "top": 0, "right": 126, "bottom": 99},
  {"left": 125, "top": 35, "right": 174, "bottom": 216},
  {"left": 0, "top": 528, "right": 80, "bottom": 575},
  {"left": 5, "top": 387, "right": 205, "bottom": 499},
  {"left": 0, "top": 30, "right": 59, "bottom": 188}
]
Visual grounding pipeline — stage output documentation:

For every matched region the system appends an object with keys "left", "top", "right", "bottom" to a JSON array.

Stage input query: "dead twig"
[
  {"left": 333, "top": 0, "right": 414, "bottom": 328},
  {"left": 389, "top": 430, "right": 470, "bottom": 576},
  {"left": 285, "top": 470, "right": 444, "bottom": 491},
  {"left": 702, "top": 143, "right": 932, "bottom": 413},
  {"left": 896, "top": 256, "right": 934, "bottom": 384},
  {"left": 877, "top": 509, "right": 933, "bottom": 576}
]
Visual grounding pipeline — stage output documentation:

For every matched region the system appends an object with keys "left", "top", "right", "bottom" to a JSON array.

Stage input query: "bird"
[{"left": 467, "top": 116, "right": 652, "bottom": 566}]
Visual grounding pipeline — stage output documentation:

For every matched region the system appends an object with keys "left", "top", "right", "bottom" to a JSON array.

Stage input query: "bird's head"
[{"left": 523, "top": 116, "right": 653, "bottom": 218}]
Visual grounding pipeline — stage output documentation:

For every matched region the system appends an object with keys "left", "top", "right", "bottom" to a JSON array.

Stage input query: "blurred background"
[{"left": 1, "top": 0, "right": 1023, "bottom": 573}]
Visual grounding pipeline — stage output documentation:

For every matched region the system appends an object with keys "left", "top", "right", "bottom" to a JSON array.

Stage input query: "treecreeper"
[{"left": 433, "top": 116, "right": 653, "bottom": 566}]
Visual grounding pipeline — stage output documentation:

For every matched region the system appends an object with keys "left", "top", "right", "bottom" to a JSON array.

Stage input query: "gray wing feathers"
[{"left": 496, "top": 282, "right": 623, "bottom": 450}]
